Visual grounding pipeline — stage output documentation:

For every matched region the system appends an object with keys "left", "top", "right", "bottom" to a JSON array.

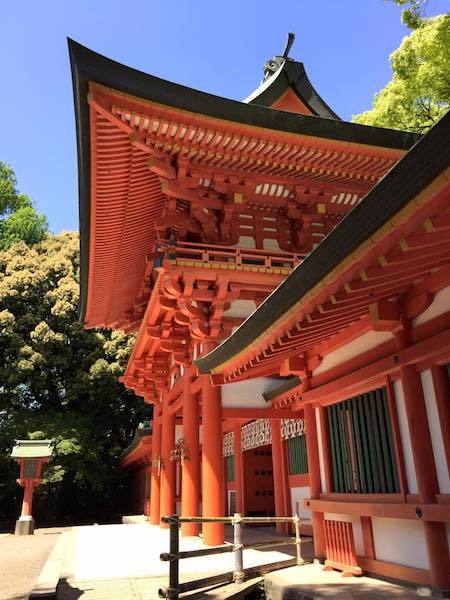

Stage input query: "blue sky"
[{"left": 0, "top": 0, "right": 448, "bottom": 234}]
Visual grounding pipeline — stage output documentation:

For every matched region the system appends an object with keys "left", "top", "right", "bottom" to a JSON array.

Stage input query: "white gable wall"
[{"left": 221, "top": 377, "right": 281, "bottom": 408}]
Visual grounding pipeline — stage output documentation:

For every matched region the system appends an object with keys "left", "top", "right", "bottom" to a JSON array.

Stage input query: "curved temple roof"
[
  {"left": 69, "top": 39, "right": 419, "bottom": 329},
  {"left": 195, "top": 111, "right": 450, "bottom": 377}
]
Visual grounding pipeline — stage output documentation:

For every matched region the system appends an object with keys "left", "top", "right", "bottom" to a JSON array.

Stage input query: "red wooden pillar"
[
  {"left": 181, "top": 368, "right": 200, "bottom": 537},
  {"left": 21, "top": 483, "right": 34, "bottom": 517},
  {"left": 271, "top": 420, "right": 288, "bottom": 533},
  {"left": 160, "top": 395, "right": 176, "bottom": 528},
  {"left": 201, "top": 368, "right": 224, "bottom": 546},
  {"left": 400, "top": 365, "right": 450, "bottom": 590},
  {"left": 150, "top": 412, "right": 162, "bottom": 525},
  {"left": 233, "top": 422, "right": 244, "bottom": 514},
  {"left": 304, "top": 403, "right": 325, "bottom": 560},
  {"left": 144, "top": 466, "right": 151, "bottom": 517}
]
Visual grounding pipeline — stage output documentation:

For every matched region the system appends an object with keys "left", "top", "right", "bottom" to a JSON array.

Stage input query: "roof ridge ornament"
[
  {"left": 263, "top": 32, "right": 296, "bottom": 81},
  {"left": 282, "top": 32, "right": 295, "bottom": 59}
]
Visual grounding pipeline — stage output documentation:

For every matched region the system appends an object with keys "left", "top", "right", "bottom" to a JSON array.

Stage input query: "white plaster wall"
[
  {"left": 263, "top": 238, "right": 281, "bottom": 251},
  {"left": 315, "top": 407, "right": 327, "bottom": 493},
  {"left": 221, "top": 377, "right": 280, "bottom": 408},
  {"left": 223, "top": 299, "right": 257, "bottom": 319},
  {"left": 324, "top": 513, "right": 364, "bottom": 556},
  {"left": 175, "top": 424, "right": 183, "bottom": 441},
  {"left": 393, "top": 380, "right": 418, "bottom": 494},
  {"left": 314, "top": 330, "right": 393, "bottom": 376},
  {"left": 238, "top": 235, "right": 256, "bottom": 249},
  {"left": 421, "top": 369, "right": 450, "bottom": 493},
  {"left": 372, "top": 518, "right": 429, "bottom": 569},
  {"left": 290, "top": 486, "right": 311, "bottom": 521},
  {"left": 413, "top": 286, "right": 450, "bottom": 327}
]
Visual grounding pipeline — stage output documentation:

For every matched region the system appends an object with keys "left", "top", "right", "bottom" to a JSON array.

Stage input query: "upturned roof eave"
[
  {"left": 195, "top": 110, "right": 450, "bottom": 376},
  {"left": 68, "top": 39, "right": 420, "bottom": 327}
]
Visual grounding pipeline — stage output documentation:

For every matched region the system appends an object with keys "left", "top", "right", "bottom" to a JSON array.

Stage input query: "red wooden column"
[
  {"left": 181, "top": 367, "right": 200, "bottom": 536},
  {"left": 400, "top": 364, "right": 450, "bottom": 590},
  {"left": 21, "top": 483, "right": 34, "bottom": 517},
  {"left": 304, "top": 403, "right": 325, "bottom": 560},
  {"left": 160, "top": 394, "right": 176, "bottom": 528},
  {"left": 149, "top": 412, "right": 162, "bottom": 525},
  {"left": 201, "top": 346, "right": 224, "bottom": 546},
  {"left": 233, "top": 422, "right": 244, "bottom": 514},
  {"left": 271, "top": 420, "right": 288, "bottom": 533}
]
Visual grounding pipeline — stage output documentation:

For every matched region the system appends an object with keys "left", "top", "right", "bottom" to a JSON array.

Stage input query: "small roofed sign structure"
[{"left": 11, "top": 439, "right": 54, "bottom": 535}]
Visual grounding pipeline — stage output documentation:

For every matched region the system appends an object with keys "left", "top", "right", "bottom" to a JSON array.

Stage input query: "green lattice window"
[
  {"left": 287, "top": 435, "right": 308, "bottom": 475},
  {"left": 23, "top": 459, "right": 39, "bottom": 479},
  {"left": 327, "top": 387, "right": 400, "bottom": 494},
  {"left": 226, "top": 455, "right": 235, "bottom": 481}
]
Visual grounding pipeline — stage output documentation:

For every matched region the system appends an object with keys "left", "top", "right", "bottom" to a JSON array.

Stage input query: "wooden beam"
[{"left": 221, "top": 408, "right": 296, "bottom": 419}]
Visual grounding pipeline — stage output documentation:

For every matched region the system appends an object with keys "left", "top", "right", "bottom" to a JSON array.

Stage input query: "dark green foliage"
[
  {"left": 0, "top": 161, "right": 48, "bottom": 249},
  {"left": 0, "top": 221, "right": 149, "bottom": 524}
]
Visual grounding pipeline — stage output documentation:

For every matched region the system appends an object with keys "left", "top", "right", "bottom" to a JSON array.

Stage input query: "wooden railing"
[
  {"left": 158, "top": 513, "right": 304, "bottom": 599},
  {"left": 155, "top": 240, "right": 301, "bottom": 271}
]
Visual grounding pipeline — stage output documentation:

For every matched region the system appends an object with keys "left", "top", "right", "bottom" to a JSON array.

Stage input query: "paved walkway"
[
  {"left": 0, "top": 528, "right": 62, "bottom": 600},
  {"left": 61, "top": 523, "right": 302, "bottom": 580},
  {"left": 16, "top": 523, "right": 429, "bottom": 600}
]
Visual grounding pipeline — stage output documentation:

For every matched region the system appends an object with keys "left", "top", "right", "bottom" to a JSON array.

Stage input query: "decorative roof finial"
[
  {"left": 263, "top": 32, "right": 296, "bottom": 81},
  {"left": 282, "top": 32, "right": 295, "bottom": 59}
]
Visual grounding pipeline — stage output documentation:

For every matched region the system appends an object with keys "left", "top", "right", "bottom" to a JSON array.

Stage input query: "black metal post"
[{"left": 233, "top": 512, "right": 244, "bottom": 584}]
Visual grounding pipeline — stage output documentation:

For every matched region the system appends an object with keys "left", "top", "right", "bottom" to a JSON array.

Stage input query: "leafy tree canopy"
[
  {"left": 389, "top": 0, "right": 431, "bottom": 29},
  {"left": 0, "top": 232, "right": 149, "bottom": 521},
  {"left": 353, "top": 14, "right": 450, "bottom": 133},
  {"left": 0, "top": 161, "right": 48, "bottom": 250}
]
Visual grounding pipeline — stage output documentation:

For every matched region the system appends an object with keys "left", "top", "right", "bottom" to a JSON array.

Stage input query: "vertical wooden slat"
[
  {"left": 350, "top": 396, "right": 365, "bottom": 493},
  {"left": 369, "top": 390, "right": 386, "bottom": 493},
  {"left": 328, "top": 406, "right": 339, "bottom": 491},
  {"left": 337, "top": 403, "right": 352, "bottom": 492},
  {"left": 362, "top": 392, "right": 379, "bottom": 492},
  {"left": 375, "top": 388, "right": 394, "bottom": 493},
  {"left": 356, "top": 395, "right": 373, "bottom": 493}
]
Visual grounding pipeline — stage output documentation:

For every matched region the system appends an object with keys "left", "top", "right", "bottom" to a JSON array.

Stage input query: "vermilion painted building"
[{"left": 70, "top": 37, "right": 449, "bottom": 591}]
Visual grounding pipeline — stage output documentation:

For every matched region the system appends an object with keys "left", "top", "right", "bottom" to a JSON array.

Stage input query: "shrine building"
[{"left": 70, "top": 37, "right": 450, "bottom": 591}]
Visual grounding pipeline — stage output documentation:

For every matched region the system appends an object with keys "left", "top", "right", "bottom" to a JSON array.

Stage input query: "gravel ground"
[{"left": 0, "top": 528, "right": 62, "bottom": 600}]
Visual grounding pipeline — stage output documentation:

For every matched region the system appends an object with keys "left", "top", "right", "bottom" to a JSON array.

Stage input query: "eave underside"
[{"left": 82, "top": 83, "right": 413, "bottom": 330}]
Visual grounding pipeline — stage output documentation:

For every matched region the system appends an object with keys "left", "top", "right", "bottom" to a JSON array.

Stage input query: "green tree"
[
  {"left": 353, "top": 15, "right": 450, "bottom": 133},
  {"left": 389, "top": 0, "right": 430, "bottom": 29},
  {"left": 0, "top": 161, "right": 48, "bottom": 249},
  {"left": 0, "top": 232, "right": 149, "bottom": 522}
]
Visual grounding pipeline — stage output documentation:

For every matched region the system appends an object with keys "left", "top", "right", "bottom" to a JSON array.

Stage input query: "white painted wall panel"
[
  {"left": 393, "top": 380, "right": 418, "bottom": 494},
  {"left": 290, "top": 486, "right": 311, "bottom": 521},
  {"left": 324, "top": 512, "right": 364, "bottom": 556},
  {"left": 421, "top": 369, "right": 450, "bottom": 493},
  {"left": 263, "top": 238, "right": 281, "bottom": 251},
  {"left": 314, "top": 330, "right": 393, "bottom": 376},
  {"left": 221, "top": 377, "right": 280, "bottom": 408},
  {"left": 223, "top": 299, "right": 257, "bottom": 319},
  {"left": 372, "top": 518, "right": 429, "bottom": 569},
  {"left": 413, "top": 286, "right": 450, "bottom": 327}
]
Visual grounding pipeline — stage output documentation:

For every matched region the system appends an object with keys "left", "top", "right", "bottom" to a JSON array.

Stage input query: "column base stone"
[{"left": 15, "top": 516, "right": 34, "bottom": 535}]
